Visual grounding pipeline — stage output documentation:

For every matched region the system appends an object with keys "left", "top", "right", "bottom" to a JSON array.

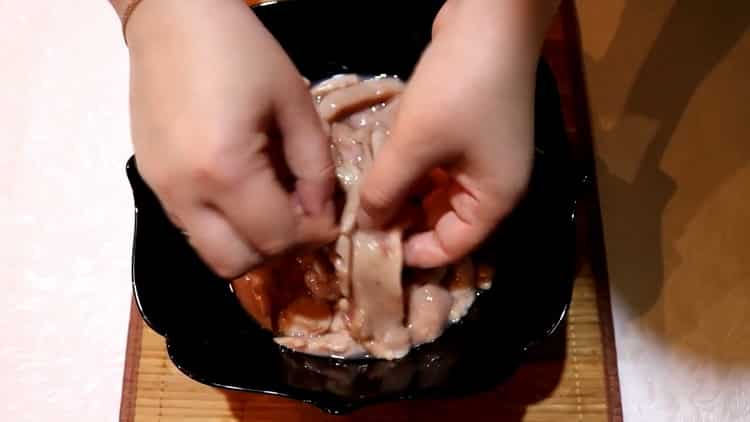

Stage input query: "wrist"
[
  {"left": 125, "top": 0, "right": 249, "bottom": 51},
  {"left": 438, "top": 0, "right": 560, "bottom": 70}
]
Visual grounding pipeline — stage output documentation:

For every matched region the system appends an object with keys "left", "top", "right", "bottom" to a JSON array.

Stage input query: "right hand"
[
  {"left": 358, "top": 0, "right": 555, "bottom": 268},
  {"left": 126, "top": 0, "right": 337, "bottom": 279}
]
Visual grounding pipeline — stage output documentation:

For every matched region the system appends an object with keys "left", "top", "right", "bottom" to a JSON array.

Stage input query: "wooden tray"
[{"left": 119, "top": 2, "right": 623, "bottom": 421}]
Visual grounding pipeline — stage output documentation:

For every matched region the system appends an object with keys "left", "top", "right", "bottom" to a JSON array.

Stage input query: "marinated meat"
[
  {"left": 407, "top": 283, "right": 454, "bottom": 346},
  {"left": 317, "top": 77, "right": 405, "bottom": 121},
  {"left": 446, "top": 258, "right": 477, "bottom": 323},
  {"left": 329, "top": 298, "right": 351, "bottom": 332},
  {"left": 348, "top": 229, "right": 410, "bottom": 359},
  {"left": 275, "top": 331, "right": 367, "bottom": 359},
  {"left": 232, "top": 74, "right": 494, "bottom": 360},
  {"left": 476, "top": 263, "right": 495, "bottom": 291},
  {"left": 298, "top": 252, "right": 339, "bottom": 301},
  {"left": 277, "top": 296, "right": 333, "bottom": 337},
  {"left": 231, "top": 267, "right": 274, "bottom": 330},
  {"left": 310, "top": 73, "right": 361, "bottom": 99},
  {"left": 332, "top": 236, "right": 352, "bottom": 297}
]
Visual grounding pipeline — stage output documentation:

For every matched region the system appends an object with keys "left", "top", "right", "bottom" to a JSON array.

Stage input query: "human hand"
[
  {"left": 126, "top": 0, "right": 336, "bottom": 278},
  {"left": 358, "top": 0, "right": 559, "bottom": 268}
]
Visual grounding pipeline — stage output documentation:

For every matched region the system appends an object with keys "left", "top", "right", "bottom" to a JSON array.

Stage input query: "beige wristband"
[
  {"left": 123, "top": 0, "right": 146, "bottom": 38},
  {"left": 114, "top": 0, "right": 268, "bottom": 43},
  {"left": 110, "top": 0, "right": 145, "bottom": 42}
]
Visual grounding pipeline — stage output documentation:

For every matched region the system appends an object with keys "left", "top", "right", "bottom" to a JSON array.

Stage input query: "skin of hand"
[
  {"left": 126, "top": 0, "right": 337, "bottom": 279},
  {"left": 358, "top": 0, "right": 561, "bottom": 268}
]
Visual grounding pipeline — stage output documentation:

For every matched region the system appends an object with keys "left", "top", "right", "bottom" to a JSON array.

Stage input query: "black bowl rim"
[{"left": 125, "top": 0, "right": 583, "bottom": 413}]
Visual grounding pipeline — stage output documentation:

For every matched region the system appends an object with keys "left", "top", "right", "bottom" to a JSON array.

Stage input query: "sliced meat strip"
[
  {"left": 330, "top": 123, "right": 374, "bottom": 191},
  {"left": 406, "top": 283, "right": 454, "bottom": 346},
  {"left": 277, "top": 296, "right": 333, "bottom": 337},
  {"left": 317, "top": 78, "right": 405, "bottom": 122},
  {"left": 344, "top": 101, "right": 396, "bottom": 128},
  {"left": 339, "top": 186, "right": 360, "bottom": 234},
  {"left": 371, "top": 128, "right": 388, "bottom": 157},
  {"left": 346, "top": 105, "right": 380, "bottom": 128},
  {"left": 332, "top": 236, "right": 352, "bottom": 297},
  {"left": 310, "top": 74, "right": 361, "bottom": 100},
  {"left": 275, "top": 331, "right": 367, "bottom": 359},
  {"left": 329, "top": 298, "right": 351, "bottom": 332},
  {"left": 329, "top": 123, "right": 367, "bottom": 234},
  {"left": 347, "top": 229, "right": 411, "bottom": 360}
]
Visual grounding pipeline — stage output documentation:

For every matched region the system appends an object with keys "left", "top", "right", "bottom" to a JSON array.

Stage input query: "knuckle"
[
  {"left": 188, "top": 131, "right": 270, "bottom": 190},
  {"left": 189, "top": 149, "right": 236, "bottom": 189}
]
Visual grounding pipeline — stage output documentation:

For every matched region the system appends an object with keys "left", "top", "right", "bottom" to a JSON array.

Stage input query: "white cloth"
[{"left": 0, "top": 2, "right": 132, "bottom": 421}]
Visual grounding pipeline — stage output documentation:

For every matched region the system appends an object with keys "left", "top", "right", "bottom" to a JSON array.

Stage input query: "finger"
[
  {"left": 358, "top": 123, "right": 456, "bottom": 229},
  {"left": 295, "top": 192, "right": 340, "bottom": 245},
  {"left": 432, "top": 0, "right": 458, "bottom": 36},
  {"left": 403, "top": 189, "right": 498, "bottom": 268},
  {"left": 181, "top": 205, "right": 262, "bottom": 279},
  {"left": 422, "top": 185, "right": 452, "bottom": 229},
  {"left": 273, "top": 75, "right": 335, "bottom": 217},
  {"left": 216, "top": 164, "right": 336, "bottom": 258}
]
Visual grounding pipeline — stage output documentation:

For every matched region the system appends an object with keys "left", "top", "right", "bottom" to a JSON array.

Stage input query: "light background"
[
  {"left": 0, "top": 2, "right": 132, "bottom": 421},
  {"left": 1, "top": 1, "right": 749, "bottom": 420}
]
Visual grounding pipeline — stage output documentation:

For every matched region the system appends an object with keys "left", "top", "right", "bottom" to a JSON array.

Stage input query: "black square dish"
[{"left": 126, "top": 0, "right": 579, "bottom": 414}]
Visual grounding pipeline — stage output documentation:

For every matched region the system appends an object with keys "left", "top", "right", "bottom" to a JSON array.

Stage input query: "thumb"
[{"left": 358, "top": 122, "right": 456, "bottom": 229}]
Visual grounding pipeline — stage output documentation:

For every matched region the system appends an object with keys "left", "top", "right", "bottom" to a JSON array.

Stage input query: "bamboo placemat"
[
  {"left": 121, "top": 271, "right": 610, "bottom": 422},
  {"left": 119, "top": 2, "right": 622, "bottom": 421}
]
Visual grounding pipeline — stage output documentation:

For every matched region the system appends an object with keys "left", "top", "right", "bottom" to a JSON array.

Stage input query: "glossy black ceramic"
[{"left": 126, "top": 0, "right": 578, "bottom": 414}]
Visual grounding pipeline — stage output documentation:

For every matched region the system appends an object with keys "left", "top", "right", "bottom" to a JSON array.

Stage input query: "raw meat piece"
[
  {"left": 277, "top": 296, "right": 333, "bottom": 337},
  {"left": 407, "top": 283, "right": 454, "bottom": 345},
  {"left": 310, "top": 74, "right": 361, "bottom": 99},
  {"left": 275, "top": 331, "right": 367, "bottom": 359},
  {"left": 317, "top": 77, "right": 405, "bottom": 121},
  {"left": 231, "top": 267, "right": 274, "bottom": 330},
  {"left": 348, "top": 229, "right": 411, "bottom": 359},
  {"left": 446, "top": 258, "right": 477, "bottom": 323}
]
